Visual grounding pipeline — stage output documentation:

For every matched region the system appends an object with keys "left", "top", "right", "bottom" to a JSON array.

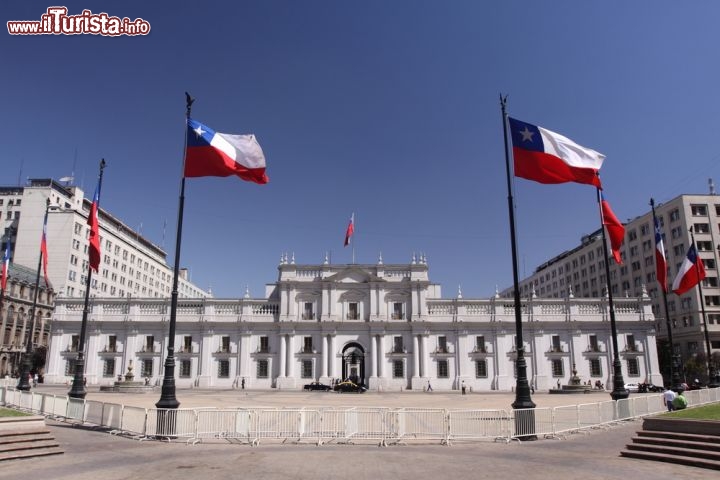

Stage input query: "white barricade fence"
[
  {"left": 386, "top": 408, "right": 448, "bottom": 443},
  {"left": 30, "top": 391, "right": 43, "bottom": 413},
  {"left": 39, "top": 393, "right": 55, "bottom": 416},
  {"left": 66, "top": 397, "right": 86, "bottom": 422},
  {"left": 0, "top": 386, "right": 5, "bottom": 404},
  {"left": 84, "top": 399, "right": 106, "bottom": 426},
  {"left": 552, "top": 405, "right": 580, "bottom": 435},
  {"left": 102, "top": 402, "right": 123, "bottom": 430},
  {"left": 510, "top": 407, "right": 553, "bottom": 439},
  {"left": 577, "top": 402, "right": 604, "bottom": 429},
  {"left": 195, "top": 409, "right": 253, "bottom": 442},
  {"left": 145, "top": 408, "right": 197, "bottom": 439},
  {"left": 614, "top": 398, "right": 633, "bottom": 421},
  {"left": 311, "top": 407, "right": 350, "bottom": 442},
  {"left": 645, "top": 394, "right": 665, "bottom": 414},
  {"left": 120, "top": 406, "right": 148, "bottom": 437},
  {"left": 252, "top": 408, "right": 306, "bottom": 442},
  {"left": 447, "top": 409, "right": 511, "bottom": 441},
  {"left": 18, "top": 390, "right": 34, "bottom": 411},
  {"left": 51, "top": 395, "right": 69, "bottom": 419}
]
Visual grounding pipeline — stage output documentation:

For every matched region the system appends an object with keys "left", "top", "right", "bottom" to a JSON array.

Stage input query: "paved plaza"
[{"left": 2, "top": 386, "right": 716, "bottom": 479}]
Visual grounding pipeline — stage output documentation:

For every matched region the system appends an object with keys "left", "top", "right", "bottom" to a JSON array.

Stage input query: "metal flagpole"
[
  {"left": 688, "top": 228, "right": 717, "bottom": 386},
  {"left": 597, "top": 188, "right": 628, "bottom": 401},
  {"left": 69, "top": 160, "right": 106, "bottom": 398},
  {"left": 352, "top": 213, "right": 356, "bottom": 264},
  {"left": 17, "top": 199, "right": 51, "bottom": 391},
  {"left": 500, "top": 95, "right": 536, "bottom": 440},
  {"left": 155, "top": 92, "right": 194, "bottom": 432},
  {"left": 650, "top": 198, "right": 683, "bottom": 392}
]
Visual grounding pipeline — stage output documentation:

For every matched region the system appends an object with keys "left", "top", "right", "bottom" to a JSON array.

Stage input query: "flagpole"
[
  {"left": 500, "top": 95, "right": 536, "bottom": 437},
  {"left": 17, "top": 199, "right": 51, "bottom": 391},
  {"left": 156, "top": 93, "right": 194, "bottom": 420},
  {"left": 69, "top": 159, "right": 105, "bottom": 398},
  {"left": 597, "top": 187, "right": 628, "bottom": 400},
  {"left": 352, "top": 213, "right": 356, "bottom": 264},
  {"left": 650, "top": 198, "right": 683, "bottom": 392},
  {"left": 688, "top": 228, "right": 717, "bottom": 386}
]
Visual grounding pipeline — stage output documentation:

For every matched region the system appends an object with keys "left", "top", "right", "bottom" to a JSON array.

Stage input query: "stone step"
[
  {"left": 625, "top": 442, "right": 720, "bottom": 462},
  {"left": 632, "top": 436, "right": 720, "bottom": 453},
  {"left": 637, "top": 430, "right": 720, "bottom": 444},
  {"left": 621, "top": 449, "right": 720, "bottom": 471},
  {"left": 0, "top": 439, "right": 60, "bottom": 454},
  {"left": 0, "top": 446, "right": 64, "bottom": 462},
  {"left": 0, "top": 432, "right": 55, "bottom": 445}
]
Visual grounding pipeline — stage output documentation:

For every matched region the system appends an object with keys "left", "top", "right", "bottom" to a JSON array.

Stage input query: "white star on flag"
[
  {"left": 193, "top": 125, "right": 206, "bottom": 138},
  {"left": 519, "top": 127, "right": 534, "bottom": 142}
]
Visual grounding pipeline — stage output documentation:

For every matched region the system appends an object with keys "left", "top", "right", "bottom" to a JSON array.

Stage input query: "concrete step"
[
  {"left": 0, "top": 446, "right": 64, "bottom": 462},
  {"left": 0, "top": 432, "right": 55, "bottom": 445},
  {"left": 0, "top": 439, "right": 60, "bottom": 453},
  {"left": 621, "top": 449, "right": 720, "bottom": 471},
  {"left": 637, "top": 430, "right": 720, "bottom": 444},
  {"left": 625, "top": 442, "right": 720, "bottom": 462},
  {"left": 632, "top": 436, "right": 720, "bottom": 453}
]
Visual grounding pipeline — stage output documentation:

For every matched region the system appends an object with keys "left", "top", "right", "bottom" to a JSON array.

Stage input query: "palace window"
[
  {"left": 475, "top": 336, "right": 486, "bottom": 353},
  {"left": 301, "top": 360, "right": 313, "bottom": 378},
  {"left": 589, "top": 359, "right": 602, "bottom": 377},
  {"left": 259, "top": 336, "right": 269, "bottom": 353},
  {"left": 393, "top": 360, "right": 404, "bottom": 378},
  {"left": 437, "top": 336, "right": 448, "bottom": 353},
  {"left": 220, "top": 336, "right": 230, "bottom": 353},
  {"left": 475, "top": 360, "right": 488, "bottom": 378},
  {"left": 551, "top": 359, "right": 564, "bottom": 377},
  {"left": 393, "top": 336, "right": 404, "bottom": 353},
  {"left": 626, "top": 358, "right": 640, "bottom": 377},
  {"left": 347, "top": 302, "right": 359, "bottom": 320},
  {"left": 303, "top": 336, "right": 313, "bottom": 353},
  {"left": 217, "top": 360, "right": 230, "bottom": 378},
  {"left": 257, "top": 359, "right": 269, "bottom": 378},
  {"left": 392, "top": 302, "right": 404, "bottom": 320},
  {"left": 179, "top": 360, "right": 192, "bottom": 377},
  {"left": 437, "top": 360, "right": 449, "bottom": 378},
  {"left": 141, "top": 359, "right": 153, "bottom": 377},
  {"left": 302, "top": 302, "right": 314, "bottom": 320},
  {"left": 103, "top": 359, "right": 115, "bottom": 377}
]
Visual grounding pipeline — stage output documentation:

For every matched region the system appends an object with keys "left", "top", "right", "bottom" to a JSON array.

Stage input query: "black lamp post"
[{"left": 17, "top": 198, "right": 51, "bottom": 391}]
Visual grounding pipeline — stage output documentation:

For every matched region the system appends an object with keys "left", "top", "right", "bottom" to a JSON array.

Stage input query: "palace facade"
[{"left": 45, "top": 258, "right": 662, "bottom": 390}]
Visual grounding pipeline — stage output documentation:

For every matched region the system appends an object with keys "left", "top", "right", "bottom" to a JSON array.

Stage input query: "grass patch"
[
  {"left": 0, "top": 407, "right": 30, "bottom": 417},
  {"left": 665, "top": 403, "right": 720, "bottom": 420}
]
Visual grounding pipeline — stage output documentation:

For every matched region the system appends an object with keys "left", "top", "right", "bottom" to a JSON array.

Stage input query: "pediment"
[{"left": 326, "top": 267, "right": 384, "bottom": 284}]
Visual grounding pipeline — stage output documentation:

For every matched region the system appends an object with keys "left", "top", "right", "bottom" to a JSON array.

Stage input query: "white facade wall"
[{"left": 46, "top": 261, "right": 662, "bottom": 390}]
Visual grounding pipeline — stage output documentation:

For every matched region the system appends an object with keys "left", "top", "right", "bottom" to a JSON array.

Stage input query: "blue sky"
[{"left": 3, "top": 1, "right": 720, "bottom": 299}]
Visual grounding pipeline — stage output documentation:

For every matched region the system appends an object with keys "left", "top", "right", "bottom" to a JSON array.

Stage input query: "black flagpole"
[
  {"left": 688, "top": 228, "right": 717, "bottom": 387},
  {"left": 155, "top": 93, "right": 194, "bottom": 427},
  {"left": 500, "top": 95, "right": 536, "bottom": 440},
  {"left": 597, "top": 188, "right": 628, "bottom": 401},
  {"left": 17, "top": 199, "right": 51, "bottom": 391},
  {"left": 650, "top": 198, "right": 683, "bottom": 392},
  {"left": 69, "top": 159, "right": 106, "bottom": 398}
]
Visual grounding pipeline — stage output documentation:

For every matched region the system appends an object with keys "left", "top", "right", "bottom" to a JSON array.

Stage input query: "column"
[
  {"left": 329, "top": 335, "right": 336, "bottom": 378},
  {"left": 321, "top": 335, "right": 328, "bottom": 378},
  {"left": 421, "top": 335, "right": 428, "bottom": 378},
  {"left": 378, "top": 335, "right": 385, "bottom": 379},
  {"left": 287, "top": 334, "right": 295, "bottom": 378},
  {"left": 279, "top": 334, "right": 286, "bottom": 377},
  {"left": 370, "top": 335, "right": 377, "bottom": 377},
  {"left": 412, "top": 335, "right": 420, "bottom": 377}
]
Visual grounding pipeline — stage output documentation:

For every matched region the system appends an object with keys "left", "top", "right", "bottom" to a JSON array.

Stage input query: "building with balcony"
[
  {"left": 45, "top": 257, "right": 661, "bottom": 391},
  {"left": 500, "top": 192, "right": 720, "bottom": 367}
]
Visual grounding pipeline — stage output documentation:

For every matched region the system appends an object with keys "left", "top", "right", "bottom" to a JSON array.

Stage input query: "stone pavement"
[{"left": 2, "top": 386, "right": 714, "bottom": 480}]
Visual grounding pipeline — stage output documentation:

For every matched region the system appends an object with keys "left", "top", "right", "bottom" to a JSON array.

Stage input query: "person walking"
[
  {"left": 663, "top": 387, "right": 676, "bottom": 412},
  {"left": 461, "top": 381, "right": 466, "bottom": 395},
  {"left": 426, "top": 381, "right": 433, "bottom": 392}
]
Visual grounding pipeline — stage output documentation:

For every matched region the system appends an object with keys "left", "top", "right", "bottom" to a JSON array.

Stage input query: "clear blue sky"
[{"left": 3, "top": 1, "right": 720, "bottom": 298}]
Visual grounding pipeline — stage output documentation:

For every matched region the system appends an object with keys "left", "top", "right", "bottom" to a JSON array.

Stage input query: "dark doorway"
[{"left": 341, "top": 342, "right": 366, "bottom": 385}]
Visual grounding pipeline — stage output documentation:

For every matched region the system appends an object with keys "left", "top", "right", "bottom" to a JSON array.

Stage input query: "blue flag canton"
[
  {"left": 654, "top": 218, "right": 663, "bottom": 245},
  {"left": 687, "top": 244, "right": 699, "bottom": 263},
  {"left": 508, "top": 117, "right": 544, "bottom": 153},
  {"left": 187, "top": 119, "right": 217, "bottom": 147}
]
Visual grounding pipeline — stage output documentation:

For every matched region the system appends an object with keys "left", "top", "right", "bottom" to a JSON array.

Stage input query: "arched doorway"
[{"left": 341, "top": 342, "right": 365, "bottom": 385}]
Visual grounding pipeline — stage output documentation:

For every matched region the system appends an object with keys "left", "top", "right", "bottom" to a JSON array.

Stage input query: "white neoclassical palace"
[{"left": 45, "top": 257, "right": 663, "bottom": 391}]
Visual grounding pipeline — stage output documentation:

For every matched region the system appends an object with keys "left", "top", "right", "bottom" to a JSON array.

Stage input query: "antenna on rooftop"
[{"left": 709, "top": 178, "right": 716, "bottom": 195}]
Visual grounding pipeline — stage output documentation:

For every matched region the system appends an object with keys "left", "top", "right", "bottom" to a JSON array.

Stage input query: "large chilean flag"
[
  {"left": 654, "top": 217, "right": 667, "bottom": 292},
  {"left": 184, "top": 118, "right": 268, "bottom": 184},
  {"left": 672, "top": 244, "right": 706, "bottom": 295},
  {"left": 508, "top": 117, "right": 604, "bottom": 188}
]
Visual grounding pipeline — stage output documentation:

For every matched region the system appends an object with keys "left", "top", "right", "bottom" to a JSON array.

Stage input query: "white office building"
[
  {"left": 501, "top": 192, "right": 720, "bottom": 364},
  {"left": 1, "top": 178, "right": 208, "bottom": 300},
  {"left": 45, "top": 256, "right": 661, "bottom": 390}
]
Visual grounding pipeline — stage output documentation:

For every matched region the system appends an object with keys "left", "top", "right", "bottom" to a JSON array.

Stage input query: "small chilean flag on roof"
[
  {"left": 184, "top": 118, "right": 269, "bottom": 184},
  {"left": 508, "top": 117, "right": 604, "bottom": 188}
]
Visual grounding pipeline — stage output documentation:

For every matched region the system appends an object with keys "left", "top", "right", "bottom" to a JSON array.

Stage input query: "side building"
[
  {"left": 1, "top": 178, "right": 208, "bottom": 299},
  {"left": 45, "top": 257, "right": 661, "bottom": 391},
  {"left": 501, "top": 193, "right": 720, "bottom": 371}
]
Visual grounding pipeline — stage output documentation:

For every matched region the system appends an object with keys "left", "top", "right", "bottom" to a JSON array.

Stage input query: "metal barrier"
[{"left": 1, "top": 387, "right": 719, "bottom": 446}]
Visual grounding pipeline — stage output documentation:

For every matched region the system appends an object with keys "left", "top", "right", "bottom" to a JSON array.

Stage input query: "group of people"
[{"left": 662, "top": 387, "right": 688, "bottom": 412}]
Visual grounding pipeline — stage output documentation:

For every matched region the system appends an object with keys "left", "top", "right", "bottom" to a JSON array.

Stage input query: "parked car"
[
  {"left": 303, "top": 381, "right": 332, "bottom": 391},
  {"left": 333, "top": 380, "right": 367, "bottom": 393},
  {"left": 624, "top": 383, "right": 640, "bottom": 393}
]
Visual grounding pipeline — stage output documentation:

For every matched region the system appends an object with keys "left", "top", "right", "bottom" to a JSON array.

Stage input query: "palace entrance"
[{"left": 341, "top": 342, "right": 365, "bottom": 385}]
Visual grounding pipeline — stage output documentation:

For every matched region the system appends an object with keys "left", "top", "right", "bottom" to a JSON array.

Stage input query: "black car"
[
  {"left": 303, "top": 381, "right": 332, "bottom": 391},
  {"left": 333, "top": 381, "right": 367, "bottom": 393}
]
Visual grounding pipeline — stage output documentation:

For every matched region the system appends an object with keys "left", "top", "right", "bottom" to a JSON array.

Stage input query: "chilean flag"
[
  {"left": 88, "top": 183, "right": 101, "bottom": 273},
  {"left": 600, "top": 193, "right": 624, "bottom": 264},
  {"left": 344, "top": 213, "right": 354, "bottom": 247},
  {"left": 1, "top": 241, "right": 9, "bottom": 292},
  {"left": 41, "top": 213, "right": 50, "bottom": 288},
  {"left": 184, "top": 118, "right": 269, "bottom": 184},
  {"left": 672, "top": 244, "right": 706, "bottom": 295},
  {"left": 509, "top": 117, "right": 604, "bottom": 188},
  {"left": 654, "top": 217, "right": 667, "bottom": 292}
]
